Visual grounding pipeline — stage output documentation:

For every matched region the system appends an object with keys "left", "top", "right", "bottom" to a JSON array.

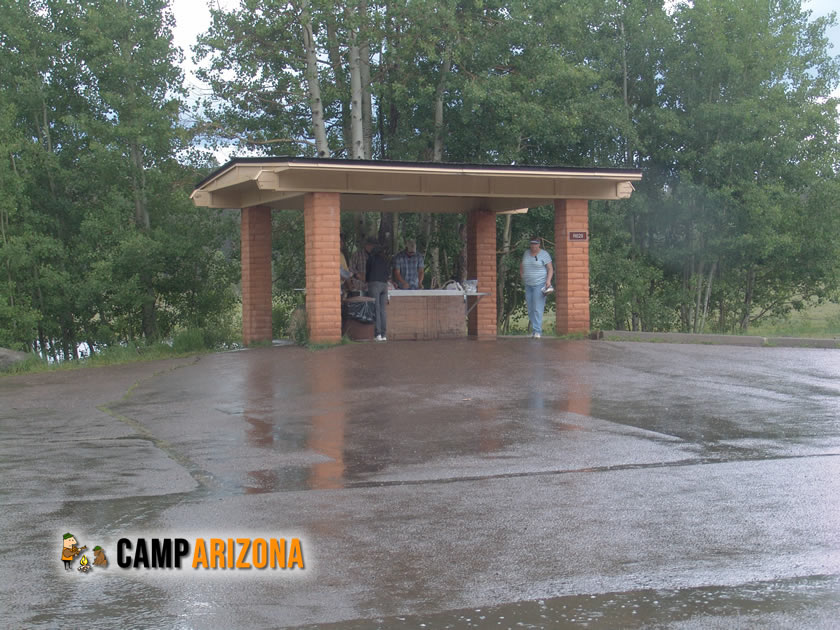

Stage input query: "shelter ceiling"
[{"left": 191, "top": 159, "right": 642, "bottom": 212}]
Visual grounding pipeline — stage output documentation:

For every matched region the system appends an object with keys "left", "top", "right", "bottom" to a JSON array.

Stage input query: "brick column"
[
  {"left": 241, "top": 205, "right": 273, "bottom": 345},
  {"left": 467, "top": 209, "right": 497, "bottom": 339},
  {"left": 554, "top": 199, "right": 590, "bottom": 334},
  {"left": 304, "top": 192, "right": 342, "bottom": 343}
]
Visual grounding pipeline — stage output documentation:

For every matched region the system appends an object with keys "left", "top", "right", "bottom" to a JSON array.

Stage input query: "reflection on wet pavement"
[
  {"left": 4, "top": 338, "right": 840, "bottom": 629},
  {"left": 297, "top": 574, "right": 840, "bottom": 629},
  {"left": 94, "top": 339, "right": 840, "bottom": 496},
  {"left": 305, "top": 348, "right": 348, "bottom": 489},
  {"left": 205, "top": 341, "right": 604, "bottom": 494}
]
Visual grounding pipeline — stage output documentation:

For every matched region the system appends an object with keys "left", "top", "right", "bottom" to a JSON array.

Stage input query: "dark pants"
[{"left": 367, "top": 281, "right": 388, "bottom": 337}]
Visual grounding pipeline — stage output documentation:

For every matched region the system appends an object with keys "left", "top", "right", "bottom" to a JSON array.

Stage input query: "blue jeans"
[{"left": 525, "top": 284, "right": 547, "bottom": 334}]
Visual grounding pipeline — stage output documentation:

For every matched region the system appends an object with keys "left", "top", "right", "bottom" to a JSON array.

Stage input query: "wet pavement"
[{"left": 1, "top": 339, "right": 839, "bottom": 628}]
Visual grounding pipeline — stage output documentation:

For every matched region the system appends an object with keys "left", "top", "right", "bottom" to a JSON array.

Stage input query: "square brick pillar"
[
  {"left": 241, "top": 205, "right": 273, "bottom": 346},
  {"left": 554, "top": 199, "right": 590, "bottom": 334},
  {"left": 467, "top": 209, "right": 497, "bottom": 339},
  {"left": 304, "top": 192, "right": 342, "bottom": 343}
]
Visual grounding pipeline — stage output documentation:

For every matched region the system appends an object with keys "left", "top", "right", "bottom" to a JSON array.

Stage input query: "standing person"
[
  {"left": 365, "top": 239, "right": 390, "bottom": 341},
  {"left": 520, "top": 237, "right": 554, "bottom": 338},
  {"left": 393, "top": 238, "right": 425, "bottom": 289},
  {"left": 348, "top": 237, "right": 372, "bottom": 295},
  {"left": 339, "top": 233, "right": 353, "bottom": 298},
  {"left": 61, "top": 533, "right": 85, "bottom": 570}
]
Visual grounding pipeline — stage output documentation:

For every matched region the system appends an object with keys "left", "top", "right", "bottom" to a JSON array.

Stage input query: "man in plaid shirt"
[{"left": 393, "top": 239, "right": 425, "bottom": 289}]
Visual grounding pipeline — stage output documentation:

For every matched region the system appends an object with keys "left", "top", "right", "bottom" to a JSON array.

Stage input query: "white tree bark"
[
  {"left": 433, "top": 52, "right": 451, "bottom": 162},
  {"left": 359, "top": 0, "right": 372, "bottom": 159},
  {"left": 301, "top": 0, "right": 329, "bottom": 157},
  {"left": 348, "top": 40, "right": 365, "bottom": 159}
]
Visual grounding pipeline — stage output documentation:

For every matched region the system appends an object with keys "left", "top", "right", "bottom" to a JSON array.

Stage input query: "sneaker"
[
  {"left": 533, "top": 333, "right": 541, "bottom": 338},
  {"left": 381, "top": 335, "right": 387, "bottom": 341},
  {"left": 374, "top": 335, "right": 383, "bottom": 341}
]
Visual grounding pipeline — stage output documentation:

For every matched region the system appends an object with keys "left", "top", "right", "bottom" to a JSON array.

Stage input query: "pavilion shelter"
[{"left": 190, "top": 158, "right": 642, "bottom": 344}]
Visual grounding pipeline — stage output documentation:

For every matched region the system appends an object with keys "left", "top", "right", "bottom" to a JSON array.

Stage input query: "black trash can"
[{"left": 342, "top": 296, "right": 376, "bottom": 340}]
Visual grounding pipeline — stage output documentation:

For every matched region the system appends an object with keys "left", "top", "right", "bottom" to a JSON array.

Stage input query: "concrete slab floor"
[{"left": 1, "top": 339, "right": 839, "bottom": 628}]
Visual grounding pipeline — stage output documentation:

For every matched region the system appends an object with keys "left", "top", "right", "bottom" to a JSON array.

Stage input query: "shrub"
[{"left": 172, "top": 328, "right": 207, "bottom": 353}]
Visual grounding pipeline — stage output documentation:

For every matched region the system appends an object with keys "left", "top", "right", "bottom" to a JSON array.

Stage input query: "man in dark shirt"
[{"left": 365, "top": 240, "right": 390, "bottom": 341}]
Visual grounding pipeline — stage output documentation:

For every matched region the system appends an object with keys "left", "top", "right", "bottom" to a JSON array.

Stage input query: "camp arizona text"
[{"left": 116, "top": 537, "right": 305, "bottom": 569}]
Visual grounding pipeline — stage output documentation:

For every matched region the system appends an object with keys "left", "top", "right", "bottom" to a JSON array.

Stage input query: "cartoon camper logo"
[
  {"left": 60, "top": 532, "right": 305, "bottom": 573},
  {"left": 61, "top": 533, "right": 106, "bottom": 573},
  {"left": 93, "top": 545, "right": 108, "bottom": 567}
]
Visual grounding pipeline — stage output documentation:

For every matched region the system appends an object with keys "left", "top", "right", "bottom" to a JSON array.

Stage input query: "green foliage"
[
  {"left": 289, "top": 307, "right": 309, "bottom": 347},
  {"left": 0, "top": 340, "right": 205, "bottom": 377},
  {"left": 1, "top": 0, "right": 839, "bottom": 352},
  {"left": 0, "top": 0, "right": 240, "bottom": 360},
  {"left": 272, "top": 292, "right": 306, "bottom": 338},
  {"left": 747, "top": 301, "right": 840, "bottom": 338},
  {"left": 0, "top": 355, "right": 46, "bottom": 375},
  {"left": 171, "top": 328, "right": 207, "bottom": 354}
]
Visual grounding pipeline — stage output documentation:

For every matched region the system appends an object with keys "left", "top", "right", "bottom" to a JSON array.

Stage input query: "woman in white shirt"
[{"left": 519, "top": 237, "right": 554, "bottom": 338}]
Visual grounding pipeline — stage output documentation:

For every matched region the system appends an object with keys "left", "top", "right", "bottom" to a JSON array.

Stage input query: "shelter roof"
[{"left": 191, "top": 157, "right": 642, "bottom": 213}]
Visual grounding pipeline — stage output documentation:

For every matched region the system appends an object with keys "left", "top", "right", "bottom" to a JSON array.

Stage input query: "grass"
[
  {"left": 1, "top": 342, "right": 217, "bottom": 378},
  {"left": 746, "top": 302, "right": 840, "bottom": 338},
  {"left": 306, "top": 335, "right": 355, "bottom": 351},
  {"left": 505, "top": 309, "right": 557, "bottom": 335},
  {"left": 507, "top": 301, "right": 840, "bottom": 339}
]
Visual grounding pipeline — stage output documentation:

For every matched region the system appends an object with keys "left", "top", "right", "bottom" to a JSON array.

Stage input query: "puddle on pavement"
[
  {"left": 111, "top": 340, "right": 833, "bottom": 498},
  {"left": 295, "top": 575, "right": 840, "bottom": 629}
]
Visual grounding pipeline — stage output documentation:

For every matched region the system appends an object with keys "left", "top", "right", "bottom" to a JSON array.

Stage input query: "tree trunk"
[
  {"left": 326, "top": 17, "right": 351, "bottom": 154},
  {"left": 142, "top": 288, "right": 158, "bottom": 340},
  {"left": 1, "top": 202, "right": 12, "bottom": 307},
  {"left": 420, "top": 214, "right": 441, "bottom": 288},
  {"left": 680, "top": 260, "right": 690, "bottom": 331},
  {"left": 129, "top": 141, "right": 157, "bottom": 340},
  {"left": 740, "top": 268, "right": 755, "bottom": 332},
  {"left": 644, "top": 278, "right": 657, "bottom": 332},
  {"left": 377, "top": 213, "right": 396, "bottom": 256},
  {"left": 301, "top": 0, "right": 330, "bottom": 157},
  {"left": 429, "top": 246, "right": 440, "bottom": 288},
  {"left": 620, "top": 14, "right": 632, "bottom": 167},
  {"left": 130, "top": 142, "right": 150, "bottom": 230},
  {"left": 699, "top": 260, "right": 717, "bottom": 333},
  {"left": 497, "top": 214, "right": 512, "bottom": 327},
  {"left": 38, "top": 325, "right": 47, "bottom": 361},
  {"left": 62, "top": 332, "right": 70, "bottom": 363},
  {"left": 391, "top": 214, "right": 400, "bottom": 255},
  {"left": 34, "top": 265, "right": 47, "bottom": 358},
  {"left": 455, "top": 221, "right": 467, "bottom": 284},
  {"left": 692, "top": 259, "right": 704, "bottom": 333},
  {"left": 421, "top": 213, "right": 432, "bottom": 250},
  {"left": 613, "top": 283, "right": 623, "bottom": 330},
  {"left": 433, "top": 51, "right": 451, "bottom": 162},
  {"left": 418, "top": 213, "right": 439, "bottom": 287},
  {"left": 359, "top": 0, "right": 372, "bottom": 160},
  {"left": 348, "top": 36, "right": 364, "bottom": 159}
]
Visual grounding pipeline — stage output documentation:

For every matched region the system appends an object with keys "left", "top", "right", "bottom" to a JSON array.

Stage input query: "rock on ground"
[{"left": 0, "top": 347, "right": 30, "bottom": 371}]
